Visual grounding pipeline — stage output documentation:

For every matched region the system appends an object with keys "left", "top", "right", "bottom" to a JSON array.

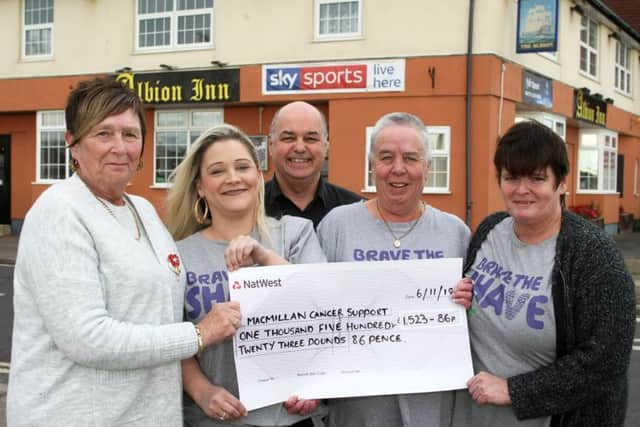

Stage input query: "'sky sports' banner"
[{"left": 262, "top": 59, "right": 405, "bottom": 95}]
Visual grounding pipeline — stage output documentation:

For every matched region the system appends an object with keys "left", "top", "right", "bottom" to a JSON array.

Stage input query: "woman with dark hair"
[{"left": 452, "top": 120, "right": 635, "bottom": 426}]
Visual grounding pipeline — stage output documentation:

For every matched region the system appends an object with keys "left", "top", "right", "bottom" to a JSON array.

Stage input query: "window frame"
[
  {"left": 579, "top": 15, "right": 598, "bottom": 79},
  {"left": 314, "top": 0, "right": 362, "bottom": 41},
  {"left": 614, "top": 40, "right": 632, "bottom": 96},
  {"left": 363, "top": 125, "right": 451, "bottom": 194},
  {"left": 23, "top": 0, "right": 54, "bottom": 59},
  {"left": 36, "top": 110, "right": 69, "bottom": 183},
  {"left": 577, "top": 129, "right": 618, "bottom": 194},
  {"left": 515, "top": 112, "right": 566, "bottom": 140},
  {"left": 153, "top": 108, "right": 223, "bottom": 186},
  {"left": 135, "top": 0, "right": 214, "bottom": 52}
]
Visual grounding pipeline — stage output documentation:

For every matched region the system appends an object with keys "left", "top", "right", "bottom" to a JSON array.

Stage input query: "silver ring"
[{"left": 219, "top": 412, "right": 226, "bottom": 421}]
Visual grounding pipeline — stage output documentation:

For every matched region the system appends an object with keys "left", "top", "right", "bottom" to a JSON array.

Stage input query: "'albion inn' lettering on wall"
[{"left": 116, "top": 69, "right": 240, "bottom": 104}]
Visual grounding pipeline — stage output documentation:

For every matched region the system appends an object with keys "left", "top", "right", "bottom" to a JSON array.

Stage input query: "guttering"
[{"left": 465, "top": 0, "right": 475, "bottom": 226}]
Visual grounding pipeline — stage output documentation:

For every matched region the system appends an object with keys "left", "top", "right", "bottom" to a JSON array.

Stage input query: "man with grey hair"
[
  {"left": 318, "top": 111, "right": 472, "bottom": 427},
  {"left": 265, "top": 101, "right": 362, "bottom": 228}
]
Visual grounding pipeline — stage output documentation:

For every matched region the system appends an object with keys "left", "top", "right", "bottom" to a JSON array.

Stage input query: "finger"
[
  {"left": 284, "top": 395, "right": 298, "bottom": 409},
  {"left": 300, "top": 399, "right": 319, "bottom": 415},
  {"left": 467, "top": 374, "right": 480, "bottom": 388},
  {"left": 453, "top": 297, "right": 471, "bottom": 310},
  {"left": 291, "top": 398, "right": 308, "bottom": 414},
  {"left": 224, "top": 250, "right": 235, "bottom": 271}
]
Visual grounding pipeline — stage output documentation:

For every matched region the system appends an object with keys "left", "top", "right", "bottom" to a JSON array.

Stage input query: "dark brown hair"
[
  {"left": 494, "top": 120, "right": 569, "bottom": 188},
  {"left": 65, "top": 77, "right": 146, "bottom": 154}
]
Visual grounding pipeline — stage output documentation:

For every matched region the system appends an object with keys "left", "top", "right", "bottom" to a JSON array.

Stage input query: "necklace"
[
  {"left": 375, "top": 199, "right": 424, "bottom": 248},
  {"left": 95, "top": 195, "right": 142, "bottom": 241}
]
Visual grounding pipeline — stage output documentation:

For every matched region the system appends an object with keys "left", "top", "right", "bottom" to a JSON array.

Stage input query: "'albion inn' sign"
[{"left": 116, "top": 69, "right": 240, "bottom": 104}]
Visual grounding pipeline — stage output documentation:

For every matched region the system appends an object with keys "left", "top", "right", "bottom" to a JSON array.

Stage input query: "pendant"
[{"left": 393, "top": 239, "right": 401, "bottom": 248}]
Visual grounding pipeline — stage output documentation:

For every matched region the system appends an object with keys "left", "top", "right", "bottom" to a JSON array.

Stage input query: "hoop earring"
[
  {"left": 71, "top": 158, "right": 79, "bottom": 172},
  {"left": 136, "top": 160, "right": 144, "bottom": 172},
  {"left": 194, "top": 196, "right": 210, "bottom": 225}
]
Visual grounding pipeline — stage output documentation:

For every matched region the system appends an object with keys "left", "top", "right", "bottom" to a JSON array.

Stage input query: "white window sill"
[
  {"left": 20, "top": 55, "right": 54, "bottom": 63},
  {"left": 575, "top": 190, "right": 619, "bottom": 195},
  {"left": 32, "top": 180, "right": 61, "bottom": 185},
  {"left": 133, "top": 44, "right": 214, "bottom": 55},
  {"left": 537, "top": 52, "right": 559, "bottom": 64},
  {"left": 613, "top": 88, "right": 632, "bottom": 99},
  {"left": 312, "top": 35, "right": 363, "bottom": 43},
  {"left": 578, "top": 70, "right": 599, "bottom": 83},
  {"left": 150, "top": 184, "right": 171, "bottom": 189}
]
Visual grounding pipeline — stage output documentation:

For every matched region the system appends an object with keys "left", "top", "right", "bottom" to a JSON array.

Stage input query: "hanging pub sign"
[
  {"left": 115, "top": 69, "right": 239, "bottom": 104},
  {"left": 574, "top": 88, "right": 607, "bottom": 127},
  {"left": 516, "top": 0, "right": 559, "bottom": 53},
  {"left": 522, "top": 70, "right": 552, "bottom": 108}
]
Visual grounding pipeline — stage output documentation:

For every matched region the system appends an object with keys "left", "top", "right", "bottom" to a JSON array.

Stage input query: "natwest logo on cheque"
[
  {"left": 233, "top": 278, "right": 283, "bottom": 290},
  {"left": 263, "top": 59, "right": 405, "bottom": 94}
]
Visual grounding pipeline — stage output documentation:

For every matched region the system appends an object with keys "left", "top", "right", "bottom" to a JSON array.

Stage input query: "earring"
[
  {"left": 194, "top": 196, "right": 210, "bottom": 225},
  {"left": 136, "top": 160, "right": 144, "bottom": 172},
  {"left": 70, "top": 158, "right": 79, "bottom": 172}
]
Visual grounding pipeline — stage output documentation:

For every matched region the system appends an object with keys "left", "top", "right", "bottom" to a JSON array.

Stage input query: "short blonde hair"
[{"left": 166, "top": 124, "right": 269, "bottom": 242}]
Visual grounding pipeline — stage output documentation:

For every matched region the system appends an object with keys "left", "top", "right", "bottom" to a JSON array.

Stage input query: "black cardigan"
[{"left": 463, "top": 210, "right": 635, "bottom": 427}]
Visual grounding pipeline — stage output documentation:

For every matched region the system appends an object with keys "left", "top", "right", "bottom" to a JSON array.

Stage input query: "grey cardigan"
[{"left": 7, "top": 174, "right": 199, "bottom": 426}]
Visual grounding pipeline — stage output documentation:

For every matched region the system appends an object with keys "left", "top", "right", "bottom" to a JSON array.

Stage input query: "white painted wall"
[{"left": 0, "top": 0, "right": 637, "bottom": 115}]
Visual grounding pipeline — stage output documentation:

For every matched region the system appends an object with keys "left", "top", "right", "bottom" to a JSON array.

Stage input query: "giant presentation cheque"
[{"left": 228, "top": 258, "right": 473, "bottom": 411}]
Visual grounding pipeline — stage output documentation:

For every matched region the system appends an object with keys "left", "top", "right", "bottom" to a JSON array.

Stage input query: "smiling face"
[
  {"left": 269, "top": 102, "right": 328, "bottom": 185},
  {"left": 500, "top": 166, "right": 566, "bottom": 228},
  {"left": 371, "top": 124, "right": 429, "bottom": 217},
  {"left": 196, "top": 139, "right": 261, "bottom": 220},
  {"left": 68, "top": 109, "right": 142, "bottom": 203}
]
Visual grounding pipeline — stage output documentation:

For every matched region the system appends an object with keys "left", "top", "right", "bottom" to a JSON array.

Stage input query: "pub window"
[
  {"left": 315, "top": 0, "right": 362, "bottom": 40},
  {"left": 515, "top": 112, "right": 566, "bottom": 139},
  {"left": 136, "top": 0, "right": 213, "bottom": 51},
  {"left": 578, "top": 129, "right": 618, "bottom": 193},
  {"left": 579, "top": 15, "right": 598, "bottom": 78},
  {"left": 154, "top": 109, "right": 223, "bottom": 185},
  {"left": 23, "top": 0, "right": 54, "bottom": 58},
  {"left": 363, "top": 125, "right": 451, "bottom": 193},
  {"left": 614, "top": 41, "right": 631, "bottom": 95},
  {"left": 36, "top": 111, "right": 69, "bottom": 182}
]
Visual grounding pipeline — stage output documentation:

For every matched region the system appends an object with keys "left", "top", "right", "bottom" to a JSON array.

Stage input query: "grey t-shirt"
[
  {"left": 178, "top": 216, "right": 327, "bottom": 427},
  {"left": 452, "top": 217, "right": 556, "bottom": 427},
  {"left": 317, "top": 202, "right": 471, "bottom": 427}
]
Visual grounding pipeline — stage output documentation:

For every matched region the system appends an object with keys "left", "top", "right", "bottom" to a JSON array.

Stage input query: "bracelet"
[{"left": 194, "top": 324, "right": 204, "bottom": 357}]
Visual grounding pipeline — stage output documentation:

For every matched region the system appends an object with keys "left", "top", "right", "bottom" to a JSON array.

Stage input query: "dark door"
[
  {"left": 0, "top": 135, "right": 10, "bottom": 224},
  {"left": 617, "top": 154, "right": 624, "bottom": 198}
]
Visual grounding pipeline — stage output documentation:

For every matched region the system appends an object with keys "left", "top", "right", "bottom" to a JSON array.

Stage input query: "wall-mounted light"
[
  {"left": 159, "top": 64, "right": 176, "bottom": 70},
  {"left": 115, "top": 66, "right": 132, "bottom": 73},
  {"left": 608, "top": 32, "right": 621, "bottom": 41},
  {"left": 211, "top": 60, "right": 228, "bottom": 67},
  {"left": 570, "top": 4, "right": 584, "bottom": 15},
  {"left": 605, "top": 97, "right": 614, "bottom": 104}
]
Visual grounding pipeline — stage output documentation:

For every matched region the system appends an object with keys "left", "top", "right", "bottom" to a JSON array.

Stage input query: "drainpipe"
[{"left": 465, "top": 0, "right": 475, "bottom": 226}]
